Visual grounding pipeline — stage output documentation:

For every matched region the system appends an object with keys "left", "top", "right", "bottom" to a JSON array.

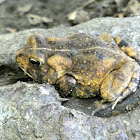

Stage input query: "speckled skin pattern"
[{"left": 16, "top": 33, "right": 140, "bottom": 109}]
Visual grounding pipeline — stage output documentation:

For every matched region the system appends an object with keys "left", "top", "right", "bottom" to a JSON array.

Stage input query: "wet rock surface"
[{"left": 0, "top": 17, "right": 140, "bottom": 139}]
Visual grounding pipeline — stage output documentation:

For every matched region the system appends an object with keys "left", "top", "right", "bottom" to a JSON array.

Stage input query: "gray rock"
[
  {"left": 0, "top": 0, "right": 6, "bottom": 5},
  {"left": 0, "top": 82, "right": 140, "bottom": 140},
  {"left": 0, "top": 16, "right": 140, "bottom": 139}
]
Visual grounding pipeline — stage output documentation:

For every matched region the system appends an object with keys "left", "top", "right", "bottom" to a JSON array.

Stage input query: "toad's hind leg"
[
  {"left": 113, "top": 36, "right": 140, "bottom": 62},
  {"left": 101, "top": 33, "right": 140, "bottom": 62},
  {"left": 100, "top": 61, "right": 140, "bottom": 110}
]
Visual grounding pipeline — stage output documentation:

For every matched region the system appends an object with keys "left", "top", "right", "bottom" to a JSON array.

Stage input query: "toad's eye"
[{"left": 29, "top": 58, "right": 41, "bottom": 67}]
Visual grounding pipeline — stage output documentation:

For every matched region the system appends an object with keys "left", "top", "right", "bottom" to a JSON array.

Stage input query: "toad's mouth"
[{"left": 19, "top": 66, "right": 34, "bottom": 79}]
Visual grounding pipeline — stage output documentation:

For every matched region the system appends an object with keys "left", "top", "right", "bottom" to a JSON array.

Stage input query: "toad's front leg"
[
  {"left": 100, "top": 61, "right": 140, "bottom": 110},
  {"left": 55, "top": 75, "right": 77, "bottom": 97},
  {"left": 56, "top": 75, "right": 92, "bottom": 98}
]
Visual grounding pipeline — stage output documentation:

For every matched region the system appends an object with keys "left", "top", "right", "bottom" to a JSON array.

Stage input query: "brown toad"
[{"left": 16, "top": 33, "right": 140, "bottom": 110}]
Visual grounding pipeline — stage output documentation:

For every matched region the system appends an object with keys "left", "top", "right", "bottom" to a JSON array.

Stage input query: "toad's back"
[{"left": 44, "top": 33, "right": 131, "bottom": 96}]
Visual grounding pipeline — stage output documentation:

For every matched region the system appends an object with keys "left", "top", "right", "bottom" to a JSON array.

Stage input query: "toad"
[{"left": 16, "top": 33, "right": 140, "bottom": 110}]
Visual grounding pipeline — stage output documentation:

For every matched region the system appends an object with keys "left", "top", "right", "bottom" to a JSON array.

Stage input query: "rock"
[
  {"left": 0, "top": 16, "right": 140, "bottom": 139},
  {"left": 0, "top": 0, "right": 6, "bottom": 5},
  {"left": 67, "top": 9, "right": 90, "bottom": 24},
  {"left": 123, "top": 0, "right": 140, "bottom": 16},
  {"left": 27, "top": 14, "right": 53, "bottom": 25},
  {"left": 17, "top": 4, "right": 32, "bottom": 15}
]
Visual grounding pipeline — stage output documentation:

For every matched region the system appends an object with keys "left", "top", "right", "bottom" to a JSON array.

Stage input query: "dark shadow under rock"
[{"left": 63, "top": 86, "right": 140, "bottom": 117}]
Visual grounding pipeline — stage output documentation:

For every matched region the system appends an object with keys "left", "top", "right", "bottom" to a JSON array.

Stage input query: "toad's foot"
[
  {"left": 100, "top": 61, "right": 140, "bottom": 110},
  {"left": 91, "top": 100, "right": 111, "bottom": 116}
]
